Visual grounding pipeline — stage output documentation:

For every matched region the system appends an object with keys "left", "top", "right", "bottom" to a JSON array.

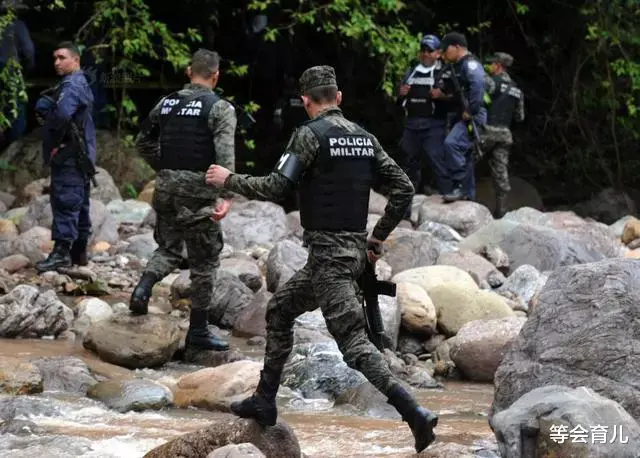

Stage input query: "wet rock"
[
  {"left": 381, "top": 228, "right": 440, "bottom": 275},
  {"left": 87, "top": 378, "right": 173, "bottom": 412},
  {"left": 572, "top": 187, "right": 637, "bottom": 225},
  {"left": 492, "top": 258, "right": 640, "bottom": 420},
  {"left": 173, "top": 360, "right": 261, "bottom": 411},
  {"left": 490, "top": 385, "right": 640, "bottom": 457},
  {"left": 124, "top": 232, "right": 158, "bottom": 260},
  {"left": 143, "top": 418, "right": 301, "bottom": 458},
  {"left": 11, "top": 226, "right": 51, "bottom": 264},
  {"left": 220, "top": 200, "right": 288, "bottom": 250},
  {"left": 73, "top": 297, "right": 113, "bottom": 337},
  {"left": 233, "top": 290, "right": 271, "bottom": 338},
  {"left": 391, "top": 265, "right": 478, "bottom": 295},
  {"left": 30, "top": 356, "right": 98, "bottom": 395},
  {"left": 0, "top": 253, "right": 30, "bottom": 273},
  {"left": 83, "top": 314, "right": 182, "bottom": 369},
  {"left": 285, "top": 211, "right": 303, "bottom": 240},
  {"left": 437, "top": 249, "right": 506, "bottom": 288},
  {"left": 282, "top": 341, "right": 366, "bottom": 400},
  {"left": 480, "top": 244, "right": 510, "bottom": 275},
  {"left": 265, "top": 239, "right": 307, "bottom": 293},
  {"left": 417, "top": 196, "right": 494, "bottom": 237},
  {"left": 397, "top": 331, "right": 425, "bottom": 356},
  {"left": 0, "top": 285, "right": 73, "bottom": 338},
  {"left": 429, "top": 283, "right": 515, "bottom": 337},
  {"left": 0, "top": 219, "right": 19, "bottom": 259},
  {"left": 182, "top": 348, "right": 247, "bottom": 368},
  {"left": 219, "top": 255, "right": 263, "bottom": 292},
  {"left": 334, "top": 381, "right": 400, "bottom": 419},
  {"left": 106, "top": 198, "right": 152, "bottom": 225},
  {"left": 206, "top": 443, "right": 266, "bottom": 458},
  {"left": 90, "top": 166, "right": 122, "bottom": 203},
  {"left": 496, "top": 264, "right": 548, "bottom": 312},
  {"left": 449, "top": 317, "right": 526, "bottom": 382},
  {"left": 209, "top": 275, "right": 255, "bottom": 328},
  {"left": 0, "top": 357, "right": 43, "bottom": 395}
]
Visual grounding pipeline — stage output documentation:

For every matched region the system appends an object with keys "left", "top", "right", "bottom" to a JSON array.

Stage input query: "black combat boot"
[
  {"left": 70, "top": 238, "right": 89, "bottom": 266},
  {"left": 494, "top": 192, "right": 508, "bottom": 218},
  {"left": 230, "top": 366, "right": 280, "bottom": 426},
  {"left": 185, "top": 308, "right": 229, "bottom": 351},
  {"left": 129, "top": 271, "right": 158, "bottom": 315},
  {"left": 35, "top": 240, "right": 72, "bottom": 274},
  {"left": 387, "top": 383, "right": 438, "bottom": 453},
  {"left": 442, "top": 183, "right": 466, "bottom": 203}
]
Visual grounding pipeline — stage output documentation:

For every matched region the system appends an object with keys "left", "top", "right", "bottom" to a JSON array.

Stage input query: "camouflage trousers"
[
  {"left": 263, "top": 231, "right": 398, "bottom": 397},
  {"left": 482, "top": 125, "right": 513, "bottom": 194},
  {"left": 145, "top": 188, "right": 223, "bottom": 311}
]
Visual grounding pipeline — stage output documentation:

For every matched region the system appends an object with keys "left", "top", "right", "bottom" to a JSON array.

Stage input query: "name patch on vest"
[
  {"left": 289, "top": 98, "right": 304, "bottom": 107},
  {"left": 407, "top": 77, "right": 434, "bottom": 86},
  {"left": 161, "top": 98, "right": 204, "bottom": 116},
  {"left": 328, "top": 135, "right": 375, "bottom": 158},
  {"left": 500, "top": 84, "right": 522, "bottom": 99}
]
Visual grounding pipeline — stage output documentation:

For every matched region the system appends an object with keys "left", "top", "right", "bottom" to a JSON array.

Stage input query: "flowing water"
[{"left": 0, "top": 338, "right": 497, "bottom": 457}]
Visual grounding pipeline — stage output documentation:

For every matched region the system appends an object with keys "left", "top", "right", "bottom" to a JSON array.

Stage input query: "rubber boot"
[
  {"left": 129, "top": 271, "right": 158, "bottom": 315},
  {"left": 442, "top": 183, "right": 466, "bottom": 203},
  {"left": 185, "top": 308, "right": 229, "bottom": 351},
  {"left": 494, "top": 192, "right": 508, "bottom": 218},
  {"left": 387, "top": 383, "right": 438, "bottom": 453},
  {"left": 35, "top": 240, "right": 72, "bottom": 274},
  {"left": 70, "top": 238, "right": 88, "bottom": 266},
  {"left": 230, "top": 366, "right": 280, "bottom": 426}
]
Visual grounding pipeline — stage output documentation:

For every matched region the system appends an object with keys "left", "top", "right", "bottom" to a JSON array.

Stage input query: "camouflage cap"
[
  {"left": 299, "top": 65, "right": 338, "bottom": 94},
  {"left": 487, "top": 52, "right": 514, "bottom": 68}
]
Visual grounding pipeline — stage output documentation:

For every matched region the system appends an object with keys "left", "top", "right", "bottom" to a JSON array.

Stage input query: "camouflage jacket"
[
  {"left": 224, "top": 106, "right": 414, "bottom": 245},
  {"left": 135, "top": 83, "right": 237, "bottom": 200}
]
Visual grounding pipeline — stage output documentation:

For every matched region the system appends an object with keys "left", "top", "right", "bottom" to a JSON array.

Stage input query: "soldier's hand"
[
  {"left": 366, "top": 237, "right": 383, "bottom": 264},
  {"left": 399, "top": 84, "right": 411, "bottom": 97},
  {"left": 462, "top": 111, "right": 471, "bottom": 120},
  {"left": 430, "top": 88, "right": 443, "bottom": 99},
  {"left": 206, "top": 164, "right": 231, "bottom": 187},
  {"left": 211, "top": 199, "right": 231, "bottom": 221}
]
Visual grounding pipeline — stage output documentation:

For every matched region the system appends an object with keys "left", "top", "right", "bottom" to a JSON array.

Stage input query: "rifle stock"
[{"left": 358, "top": 259, "right": 395, "bottom": 351}]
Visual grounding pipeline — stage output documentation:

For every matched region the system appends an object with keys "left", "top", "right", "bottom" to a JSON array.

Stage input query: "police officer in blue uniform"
[
  {"left": 397, "top": 34, "right": 451, "bottom": 202},
  {"left": 438, "top": 32, "right": 487, "bottom": 203},
  {"left": 34, "top": 41, "right": 97, "bottom": 273}
]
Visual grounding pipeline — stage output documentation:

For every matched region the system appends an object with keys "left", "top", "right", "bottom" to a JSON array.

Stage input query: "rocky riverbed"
[{"left": 2, "top": 166, "right": 640, "bottom": 457}]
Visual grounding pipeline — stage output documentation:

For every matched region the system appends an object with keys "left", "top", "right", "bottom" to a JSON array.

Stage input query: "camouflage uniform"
[
  {"left": 483, "top": 55, "right": 525, "bottom": 215},
  {"left": 225, "top": 74, "right": 412, "bottom": 396},
  {"left": 135, "top": 83, "right": 237, "bottom": 313}
]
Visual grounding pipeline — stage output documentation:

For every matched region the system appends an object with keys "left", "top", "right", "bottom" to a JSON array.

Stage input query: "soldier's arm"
[
  {"left": 135, "top": 99, "right": 163, "bottom": 168},
  {"left": 484, "top": 74, "right": 496, "bottom": 94},
  {"left": 371, "top": 138, "right": 414, "bottom": 241},
  {"left": 515, "top": 94, "right": 525, "bottom": 123},
  {"left": 209, "top": 99, "right": 238, "bottom": 199},
  {"left": 224, "top": 125, "right": 318, "bottom": 201}
]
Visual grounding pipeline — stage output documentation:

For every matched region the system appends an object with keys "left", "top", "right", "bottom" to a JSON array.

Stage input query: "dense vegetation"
[{"left": 1, "top": 0, "right": 638, "bottom": 204}]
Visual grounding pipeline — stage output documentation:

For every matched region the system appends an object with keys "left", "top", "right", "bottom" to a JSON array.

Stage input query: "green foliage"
[
  {"left": 77, "top": 0, "right": 202, "bottom": 147},
  {"left": 0, "top": 7, "right": 27, "bottom": 131},
  {"left": 123, "top": 182, "right": 137, "bottom": 198}
]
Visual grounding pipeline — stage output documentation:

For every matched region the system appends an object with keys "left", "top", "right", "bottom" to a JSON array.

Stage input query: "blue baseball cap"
[{"left": 420, "top": 35, "right": 440, "bottom": 51}]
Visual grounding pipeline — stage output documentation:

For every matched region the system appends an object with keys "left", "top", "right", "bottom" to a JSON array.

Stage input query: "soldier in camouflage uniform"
[
  {"left": 206, "top": 65, "right": 438, "bottom": 453},
  {"left": 130, "top": 49, "right": 236, "bottom": 351},
  {"left": 483, "top": 52, "right": 525, "bottom": 217}
]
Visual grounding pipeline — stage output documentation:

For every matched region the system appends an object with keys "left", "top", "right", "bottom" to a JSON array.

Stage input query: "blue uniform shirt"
[
  {"left": 42, "top": 70, "right": 96, "bottom": 165},
  {"left": 456, "top": 54, "right": 487, "bottom": 123}
]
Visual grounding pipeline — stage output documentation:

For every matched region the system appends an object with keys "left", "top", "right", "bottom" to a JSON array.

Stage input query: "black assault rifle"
[
  {"left": 447, "top": 63, "right": 485, "bottom": 161},
  {"left": 357, "top": 254, "right": 396, "bottom": 351}
]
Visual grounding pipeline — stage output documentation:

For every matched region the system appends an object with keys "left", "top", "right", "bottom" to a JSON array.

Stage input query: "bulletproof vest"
[
  {"left": 298, "top": 117, "right": 375, "bottom": 232},
  {"left": 405, "top": 64, "right": 436, "bottom": 118},
  {"left": 281, "top": 96, "right": 308, "bottom": 130},
  {"left": 158, "top": 91, "right": 219, "bottom": 172},
  {"left": 488, "top": 74, "right": 522, "bottom": 127}
]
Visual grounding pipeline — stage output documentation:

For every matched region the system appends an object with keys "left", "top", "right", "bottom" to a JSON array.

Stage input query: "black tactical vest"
[
  {"left": 405, "top": 64, "right": 437, "bottom": 118},
  {"left": 158, "top": 91, "right": 219, "bottom": 172},
  {"left": 488, "top": 74, "right": 522, "bottom": 127},
  {"left": 298, "top": 117, "right": 375, "bottom": 232}
]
